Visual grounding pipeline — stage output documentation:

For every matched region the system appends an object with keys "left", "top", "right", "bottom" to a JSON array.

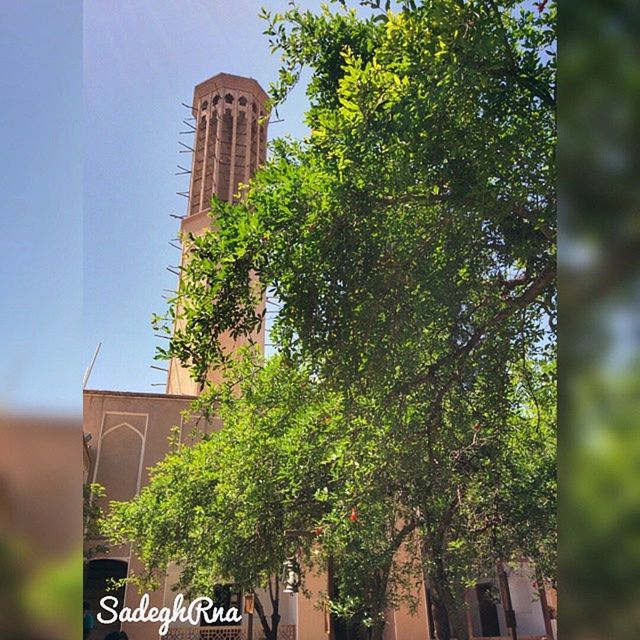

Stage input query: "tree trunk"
[
  {"left": 426, "top": 552, "right": 469, "bottom": 640},
  {"left": 436, "top": 583, "right": 468, "bottom": 640},
  {"left": 367, "top": 568, "right": 388, "bottom": 640},
  {"left": 369, "top": 621, "right": 385, "bottom": 640},
  {"left": 420, "top": 532, "right": 469, "bottom": 640},
  {"left": 429, "top": 587, "right": 452, "bottom": 640},
  {"left": 253, "top": 592, "right": 273, "bottom": 640},
  {"left": 497, "top": 562, "right": 517, "bottom": 640},
  {"left": 365, "top": 597, "right": 386, "bottom": 640},
  {"left": 269, "top": 612, "right": 281, "bottom": 640},
  {"left": 269, "top": 573, "right": 281, "bottom": 640}
]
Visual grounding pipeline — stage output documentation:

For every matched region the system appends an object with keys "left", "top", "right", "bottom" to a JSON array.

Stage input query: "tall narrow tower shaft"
[{"left": 166, "top": 73, "right": 270, "bottom": 396}]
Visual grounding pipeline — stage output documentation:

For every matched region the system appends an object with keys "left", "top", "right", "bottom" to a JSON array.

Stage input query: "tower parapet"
[{"left": 188, "top": 72, "right": 270, "bottom": 214}]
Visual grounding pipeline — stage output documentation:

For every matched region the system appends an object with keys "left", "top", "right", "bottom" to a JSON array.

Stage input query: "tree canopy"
[{"left": 131, "top": 2, "right": 557, "bottom": 639}]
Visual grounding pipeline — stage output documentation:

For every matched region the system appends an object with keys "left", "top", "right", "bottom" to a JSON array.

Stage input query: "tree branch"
[
  {"left": 253, "top": 592, "right": 272, "bottom": 639},
  {"left": 485, "top": 0, "right": 556, "bottom": 109},
  {"left": 401, "top": 256, "right": 556, "bottom": 394}
]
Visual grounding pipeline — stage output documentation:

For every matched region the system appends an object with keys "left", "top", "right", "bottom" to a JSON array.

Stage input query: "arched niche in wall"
[{"left": 94, "top": 422, "right": 143, "bottom": 505}]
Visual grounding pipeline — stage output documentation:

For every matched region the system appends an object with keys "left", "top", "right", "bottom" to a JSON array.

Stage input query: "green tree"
[
  {"left": 103, "top": 355, "right": 343, "bottom": 640},
  {"left": 105, "top": 353, "right": 435, "bottom": 640},
  {"left": 150, "top": 1, "right": 556, "bottom": 637}
]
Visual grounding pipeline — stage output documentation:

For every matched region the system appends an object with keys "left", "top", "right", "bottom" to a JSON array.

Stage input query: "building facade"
[{"left": 83, "top": 72, "right": 555, "bottom": 640}]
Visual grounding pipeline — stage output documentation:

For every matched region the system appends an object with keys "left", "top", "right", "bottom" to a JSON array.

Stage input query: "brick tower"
[
  {"left": 188, "top": 72, "right": 269, "bottom": 212},
  {"left": 166, "top": 73, "right": 270, "bottom": 395}
]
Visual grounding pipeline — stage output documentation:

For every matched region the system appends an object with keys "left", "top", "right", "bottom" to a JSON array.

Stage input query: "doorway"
[
  {"left": 475, "top": 582, "right": 501, "bottom": 637},
  {"left": 84, "top": 559, "right": 128, "bottom": 640}
]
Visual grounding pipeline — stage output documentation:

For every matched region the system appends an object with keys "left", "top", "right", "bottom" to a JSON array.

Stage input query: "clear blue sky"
[
  {"left": 1, "top": 1, "right": 321, "bottom": 416},
  {"left": 83, "top": 0, "right": 316, "bottom": 397},
  {"left": 0, "top": 2, "right": 82, "bottom": 416}
]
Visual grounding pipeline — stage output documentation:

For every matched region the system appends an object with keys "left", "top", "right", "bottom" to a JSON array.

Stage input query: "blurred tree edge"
[
  {"left": 109, "top": 2, "right": 557, "bottom": 640},
  {"left": 561, "top": 0, "right": 640, "bottom": 638}
]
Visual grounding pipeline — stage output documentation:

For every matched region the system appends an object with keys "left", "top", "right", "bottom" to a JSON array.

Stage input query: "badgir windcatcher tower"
[
  {"left": 83, "top": 73, "right": 556, "bottom": 640},
  {"left": 166, "top": 73, "right": 269, "bottom": 397}
]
